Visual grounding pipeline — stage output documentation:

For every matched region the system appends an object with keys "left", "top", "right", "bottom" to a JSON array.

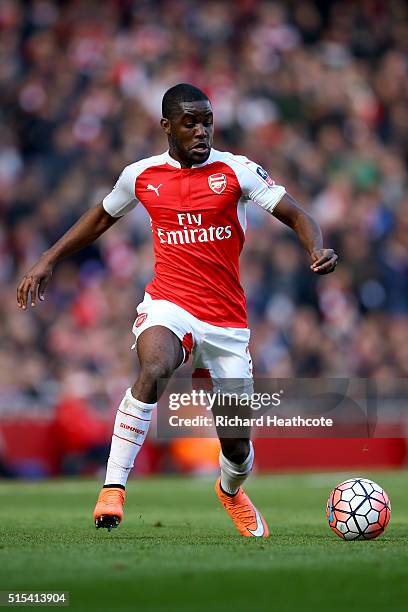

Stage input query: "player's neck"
[
  {"left": 168, "top": 149, "right": 193, "bottom": 168},
  {"left": 167, "top": 148, "right": 212, "bottom": 168}
]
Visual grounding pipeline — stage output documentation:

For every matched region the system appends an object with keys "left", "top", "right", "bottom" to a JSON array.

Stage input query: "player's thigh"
[
  {"left": 137, "top": 325, "right": 184, "bottom": 374},
  {"left": 132, "top": 293, "right": 197, "bottom": 370},
  {"left": 195, "top": 327, "right": 253, "bottom": 393},
  {"left": 194, "top": 327, "right": 253, "bottom": 441},
  {"left": 132, "top": 326, "right": 183, "bottom": 403}
]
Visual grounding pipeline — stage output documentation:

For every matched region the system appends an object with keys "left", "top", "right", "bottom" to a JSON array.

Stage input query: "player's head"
[{"left": 160, "top": 83, "right": 214, "bottom": 167}]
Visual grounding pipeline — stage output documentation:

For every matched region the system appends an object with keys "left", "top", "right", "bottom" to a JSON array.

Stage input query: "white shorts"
[{"left": 131, "top": 293, "right": 253, "bottom": 394}]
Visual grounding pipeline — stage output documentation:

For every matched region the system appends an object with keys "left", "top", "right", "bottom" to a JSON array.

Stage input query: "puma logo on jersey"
[{"left": 147, "top": 183, "right": 162, "bottom": 196}]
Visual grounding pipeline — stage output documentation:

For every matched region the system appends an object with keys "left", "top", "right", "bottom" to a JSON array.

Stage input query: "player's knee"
[
  {"left": 139, "top": 360, "right": 175, "bottom": 383},
  {"left": 221, "top": 439, "right": 250, "bottom": 465}
]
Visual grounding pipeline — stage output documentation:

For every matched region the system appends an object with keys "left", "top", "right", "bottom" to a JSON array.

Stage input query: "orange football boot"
[
  {"left": 215, "top": 478, "right": 269, "bottom": 537},
  {"left": 93, "top": 487, "right": 125, "bottom": 531}
]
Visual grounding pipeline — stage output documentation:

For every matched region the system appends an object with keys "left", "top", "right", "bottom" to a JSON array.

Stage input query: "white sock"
[
  {"left": 104, "top": 388, "right": 156, "bottom": 488},
  {"left": 219, "top": 441, "right": 254, "bottom": 495}
]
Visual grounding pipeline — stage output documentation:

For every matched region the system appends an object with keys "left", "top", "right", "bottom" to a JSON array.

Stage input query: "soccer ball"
[{"left": 326, "top": 478, "right": 391, "bottom": 540}]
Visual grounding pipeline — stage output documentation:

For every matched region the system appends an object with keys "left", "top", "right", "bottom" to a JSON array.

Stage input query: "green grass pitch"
[{"left": 0, "top": 471, "right": 407, "bottom": 611}]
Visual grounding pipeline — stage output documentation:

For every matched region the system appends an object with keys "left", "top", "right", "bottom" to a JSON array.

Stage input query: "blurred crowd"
[{"left": 1, "top": 0, "right": 408, "bottom": 421}]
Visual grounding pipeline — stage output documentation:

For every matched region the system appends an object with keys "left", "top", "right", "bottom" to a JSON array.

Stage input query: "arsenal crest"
[
  {"left": 135, "top": 313, "right": 148, "bottom": 327},
  {"left": 208, "top": 173, "right": 227, "bottom": 194}
]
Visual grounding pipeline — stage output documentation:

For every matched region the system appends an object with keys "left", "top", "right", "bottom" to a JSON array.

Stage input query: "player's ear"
[{"left": 160, "top": 117, "right": 171, "bottom": 135}]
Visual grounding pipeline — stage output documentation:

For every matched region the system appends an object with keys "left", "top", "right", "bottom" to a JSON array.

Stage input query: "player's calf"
[
  {"left": 94, "top": 326, "right": 183, "bottom": 530},
  {"left": 219, "top": 439, "right": 253, "bottom": 494},
  {"left": 93, "top": 388, "right": 156, "bottom": 529},
  {"left": 104, "top": 387, "right": 156, "bottom": 489},
  {"left": 215, "top": 440, "right": 269, "bottom": 537}
]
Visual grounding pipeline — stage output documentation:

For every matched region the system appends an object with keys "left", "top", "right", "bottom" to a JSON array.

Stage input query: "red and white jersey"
[{"left": 103, "top": 149, "right": 286, "bottom": 328}]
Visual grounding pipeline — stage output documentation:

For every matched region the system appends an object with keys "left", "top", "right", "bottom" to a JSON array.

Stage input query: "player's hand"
[
  {"left": 310, "top": 248, "right": 338, "bottom": 275},
  {"left": 17, "top": 256, "right": 54, "bottom": 309}
]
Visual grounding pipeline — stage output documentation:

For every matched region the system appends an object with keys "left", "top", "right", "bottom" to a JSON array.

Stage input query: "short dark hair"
[{"left": 162, "top": 83, "right": 210, "bottom": 119}]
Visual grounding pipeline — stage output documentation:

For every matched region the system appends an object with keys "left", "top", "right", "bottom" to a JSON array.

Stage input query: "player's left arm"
[
  {"left": 235, "top": 156, "right": 338, "bottom": 274},
  {"left": 272, "top": 193, "right": 338, "bottom": 275}
]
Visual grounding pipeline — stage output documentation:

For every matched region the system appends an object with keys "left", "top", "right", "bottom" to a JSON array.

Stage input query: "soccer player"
[{"left": 17, "top": 84, "right": 338, "bottom": 537}]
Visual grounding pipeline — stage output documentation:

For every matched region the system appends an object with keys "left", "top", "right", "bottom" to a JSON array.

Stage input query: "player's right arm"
[
  {"left": 16, "top": 203, "right": 119, "bottom": 309},
  {"left": 17, "top": 164, "right": 138, "bottom": 309}
]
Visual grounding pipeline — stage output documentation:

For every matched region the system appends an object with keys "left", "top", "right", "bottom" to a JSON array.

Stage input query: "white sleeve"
[
  {"left": 102, "top": 165, "right": 139, "bottom": 218},
  {"left": 234, "top": 156, "right": 286, "bottom": 213}
]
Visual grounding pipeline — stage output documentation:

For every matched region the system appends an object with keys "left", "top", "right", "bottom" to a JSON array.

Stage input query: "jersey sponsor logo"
[
  {"left": 147, "top": 183, "right": 162, "bottom": 196},
  {"left": 256, "top": 166, "right": 275, "bottom": 188},
  {"left": 208, "top": 173, "right": 227, "bottom": 194},
  {"left": 156, "top": 225, "right": 232, "bottom": 245},
  {"left": 135, "top": 313, "right": 148, "bottom": 327},
  {"left": 156, "top": 212, "right": 232, "bottom": 246},
  {"left": 120, "top": 422, "right": 145, "bottom": 435}
]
